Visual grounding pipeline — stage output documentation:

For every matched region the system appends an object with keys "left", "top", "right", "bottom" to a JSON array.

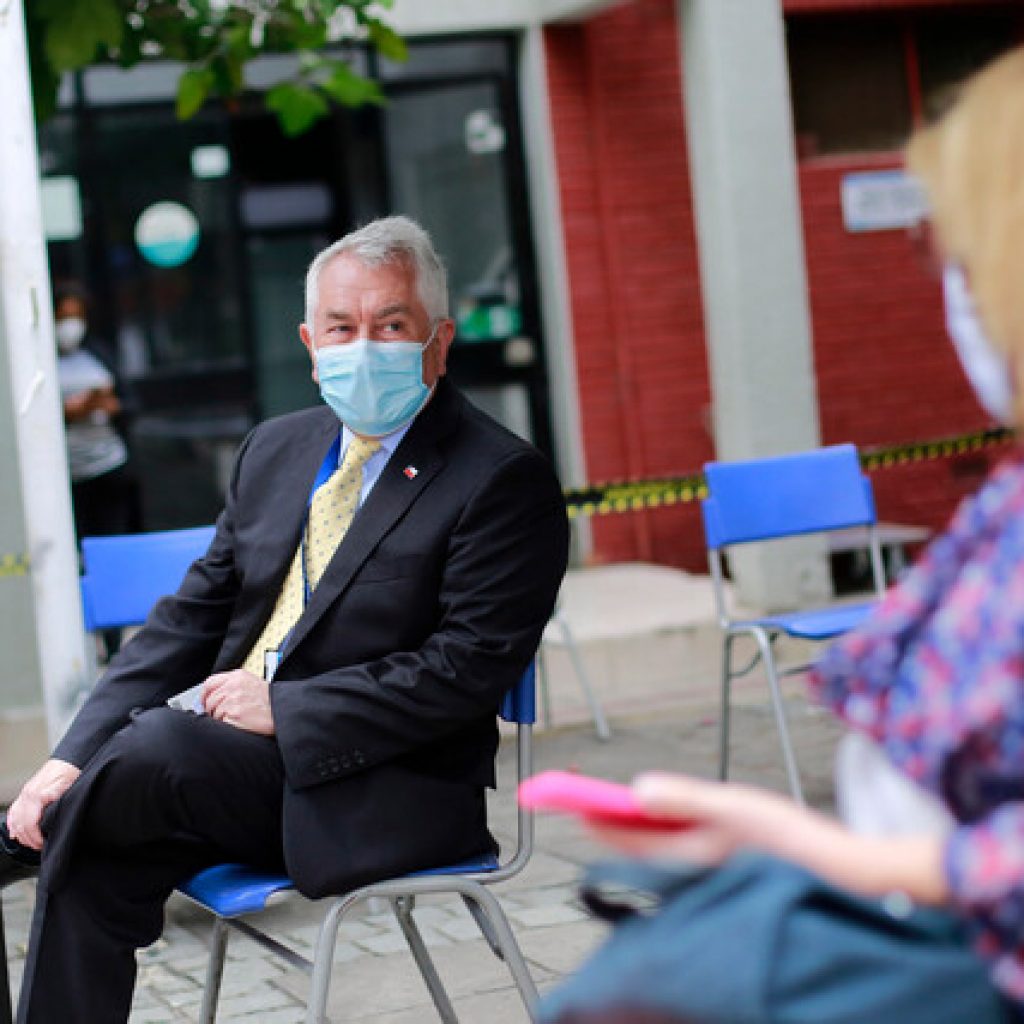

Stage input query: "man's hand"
[
  {"left": 202, "top": 669, "right": 275, "bottom": 735},
  {"left": 7, "top": 759, "right": 81, "bottom": 851}
]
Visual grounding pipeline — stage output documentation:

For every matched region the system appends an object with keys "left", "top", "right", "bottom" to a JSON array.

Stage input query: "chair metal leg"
[
  {"left": 306, "top": 893, "right": 362, "bottom": 1024},
  {"left": 752, "top": 628, "right": 805, "bottom": 805},
  {"left": 536, "top": 646, "right": 554, "bottom": 731},
  {"left": 553, "top": 612, "right": 611, "bottom": 741},
  {"left": 462, "top": 894, "right": 502, "bottom": 959},
  {"left": 391, "top": 897, "right": 458, "bottom": 1024},
  {"left": 0, "top": 894, "right": 13, "bottom": 1024},
  {"left": 460, "top": 886, "right": 540, "bottom": 1022},
  {"left": 718, "top": 632, "right": 736, "bottom": 782},
  {"left": 198, "top": 916, "right": 229, "bottom": 1024}
]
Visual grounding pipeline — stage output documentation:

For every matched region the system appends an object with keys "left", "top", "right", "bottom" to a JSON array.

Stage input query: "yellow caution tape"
[
  {"left": 859, "top": 427, "right": 1012, "bottom": 471},
  {"left": 564, "top": 427, "right": 1015, "bottom": 519},
  {"left": 0, "top": 553, "right": 30, "bottom": 577}
]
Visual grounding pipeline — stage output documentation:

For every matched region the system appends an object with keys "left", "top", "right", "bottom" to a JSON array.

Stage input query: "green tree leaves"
[
  {"left": 367, "top": 21, "right": 407, "bottom": 63},
  {"left": 26, "top": 0, "right": 405, "bottom": 135},
  {"left": 266, "top": 82, "right": 330, "bottom": 136},
  {"left": 36, "top": 0, "right": 123, "bottom": 70},
  {"left": 176, "top": 68, "right": 216, "bottom": 120},
  {"left": 320, "top": 60, "right": 384, "bottom": 108}
]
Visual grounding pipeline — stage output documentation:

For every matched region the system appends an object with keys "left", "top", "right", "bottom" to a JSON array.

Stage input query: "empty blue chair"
[
  {"left": 180, "top": 664, "right": 541, "bottom": 1024},
  {"left": 701, "top": 444, "right": 886, "bottom": 804}
]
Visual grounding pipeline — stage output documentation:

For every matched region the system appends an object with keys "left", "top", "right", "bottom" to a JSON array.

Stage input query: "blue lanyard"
[
  {"left": 266, "top": 435, "right": 342, "bottom": 675},
  {"left": 300, "top": 433, "right": 344, "bottom": 606}
]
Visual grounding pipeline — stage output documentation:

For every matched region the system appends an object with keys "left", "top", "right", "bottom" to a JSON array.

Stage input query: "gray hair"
[{"left": 304, "top": 215, "right": 449, "bottom": 326}]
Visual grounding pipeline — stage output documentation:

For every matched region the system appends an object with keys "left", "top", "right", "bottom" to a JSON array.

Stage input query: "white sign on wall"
[{"left": 841, "top": 170, "right": 929, "bottom": 233}]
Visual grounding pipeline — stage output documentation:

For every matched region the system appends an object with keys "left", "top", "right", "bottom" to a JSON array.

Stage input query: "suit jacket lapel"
[
  {"left": 219, "top": 411, "right": 338, "bottom": 672},
  {"left": 281, "top": 382, "right": 462, "bottom": 659},
  {"left": 261, "top": 411, "right": 340, "bottom": 580}
]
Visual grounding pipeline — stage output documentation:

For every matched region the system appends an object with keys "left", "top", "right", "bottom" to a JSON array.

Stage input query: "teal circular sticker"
[{"left": 134, "top": 201, "right": 200, "bottom": 268}]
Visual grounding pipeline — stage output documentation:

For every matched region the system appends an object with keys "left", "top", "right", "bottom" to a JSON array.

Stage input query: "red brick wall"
[
  {"left": 800, "top": 153, "right": 997, "bottom": 534},
  {"left": 545, "top": 0, "right": 712, "bottom": 570},
  {"left": 545, "top": 0, "right": 1004, "bottom": 572}
]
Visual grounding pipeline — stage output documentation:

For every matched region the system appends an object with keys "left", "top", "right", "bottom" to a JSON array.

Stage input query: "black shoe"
[{"left": 0, "top": 815, "right": 40, "bottom": 887}]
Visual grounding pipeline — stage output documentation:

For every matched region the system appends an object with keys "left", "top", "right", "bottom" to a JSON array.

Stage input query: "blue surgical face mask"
[
  {"left": 942, "top": 264, "right": 1015, "bottom": 424},
  {"left": 315, "top": 330, "right": 436, "bottom": 437}
]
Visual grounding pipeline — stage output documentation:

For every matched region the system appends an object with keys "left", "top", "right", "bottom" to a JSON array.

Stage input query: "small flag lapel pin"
[{"left": 403, "top": 465, "right": 419, "bottom": 479}]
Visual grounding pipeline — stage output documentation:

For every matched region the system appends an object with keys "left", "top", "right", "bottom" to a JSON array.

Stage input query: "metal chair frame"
[
  {"left": 0, "top": 901, "right": 11, "bottom": 1024},
  {"left": 702, "top": 445, "right": 887, "bottom": 804},
  {"left": 538, "top": 600, "right": 611, "bottom": 741},
  {"left": 185, "top": 668, "right": 540, "bottom": 1024}
]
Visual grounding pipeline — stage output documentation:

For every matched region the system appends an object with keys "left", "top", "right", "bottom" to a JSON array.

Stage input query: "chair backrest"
[
  {"left": 487, "top": 662, "right": 537, "bottom": 882},
  {"left": 701, "top": 444, "right": 876, "bottom": 550},
  {"left": 499, "top": 662, "right": 537, "bottom": 725},
  {"left": 80, "top": 525, "right": 216, "bottom": 631}
]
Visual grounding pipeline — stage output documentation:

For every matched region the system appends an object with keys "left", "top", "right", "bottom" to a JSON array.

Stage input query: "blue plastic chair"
[
  {"left": 80, "top": 525, "right": 217, "bottom": 631},
  {"left": 76, "top": 526, "right": 541, "bottom": 1022},
  {"left": 180, "top": 665, "right": 541, "bottom": 1024},
  {"left": 701, "top": 444, "right": 886, "bottom": 804}
]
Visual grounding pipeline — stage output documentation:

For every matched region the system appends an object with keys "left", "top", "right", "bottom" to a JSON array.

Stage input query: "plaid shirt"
[{"left": 808, "top": 451, "right": 1024, "bottom": 1002}]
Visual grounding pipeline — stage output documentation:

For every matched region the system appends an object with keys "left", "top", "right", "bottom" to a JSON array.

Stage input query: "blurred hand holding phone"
[{"left": 518, "top": 770, "right": 693, "bottom": 832}]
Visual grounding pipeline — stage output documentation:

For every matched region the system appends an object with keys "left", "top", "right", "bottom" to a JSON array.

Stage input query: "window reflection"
[{"left": 384, "top": 83, "right": 522, "bottom": 344}]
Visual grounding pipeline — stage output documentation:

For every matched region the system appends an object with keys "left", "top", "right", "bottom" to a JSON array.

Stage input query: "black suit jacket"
[{"left": 53, "top": 382, "right": 570, "bottom": 895}]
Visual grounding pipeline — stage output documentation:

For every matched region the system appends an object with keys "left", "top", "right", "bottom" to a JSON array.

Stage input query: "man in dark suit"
[{"left": 3, "top": 216, "right": 570, "bottom": 1023}]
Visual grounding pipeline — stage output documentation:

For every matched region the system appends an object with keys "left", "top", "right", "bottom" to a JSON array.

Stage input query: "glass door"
[
  {"left": 68, "top": 100, "right": 254, "bottom": 528},
  {"left": 41, "top": 37, "right": 555, "bottom": 536},
  {"left": 380, "top": 75, "right": 553, "bottom": 456}
]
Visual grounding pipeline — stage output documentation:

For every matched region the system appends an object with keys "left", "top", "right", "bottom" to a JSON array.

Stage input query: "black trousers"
[{"left": 17, "top": 709, "right": 286, "bottom": 1024}]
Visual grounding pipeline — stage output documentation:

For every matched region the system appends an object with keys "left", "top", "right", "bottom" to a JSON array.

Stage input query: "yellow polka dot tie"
[{"left": 242, "top": 435, "right": 381, "bottom": 677}]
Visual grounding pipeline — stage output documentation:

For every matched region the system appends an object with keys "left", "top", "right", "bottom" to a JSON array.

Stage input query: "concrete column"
[
  {"left": 0, "top": 0, "right": 93, "bottom": 795},
  {"left": 519, "top": 24, "right": 592, "bottom": 559},
  {"left": 678, "top": 0, "right": 829, "bottom": 610}
]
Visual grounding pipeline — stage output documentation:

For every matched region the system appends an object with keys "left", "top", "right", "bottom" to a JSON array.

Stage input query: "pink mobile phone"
[{"left": 518, "top": 770, "right": 692, "bottom": 832}]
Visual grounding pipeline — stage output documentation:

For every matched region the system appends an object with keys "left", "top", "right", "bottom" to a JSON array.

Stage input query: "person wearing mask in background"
[
  {"left": 54, "top": 281, "right": 140, "bottom": 540},
  {"left": 544, "top": 47, "right": 1024, "bottom": 1024},
  {"left": 54, "top": 281, "right": 141, "bottom": 656}
]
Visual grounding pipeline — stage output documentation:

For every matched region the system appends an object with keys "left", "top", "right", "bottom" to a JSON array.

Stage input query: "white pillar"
[
  {"left": 678, "top": 0, "right": 829, "bottom": 610},
  {"left": 0, "top": 0, "right": 92, "bottom": 783}
]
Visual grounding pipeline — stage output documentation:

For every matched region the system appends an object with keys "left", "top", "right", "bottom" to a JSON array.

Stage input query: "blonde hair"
[{"left": 907, "top": 48, "right": 1024, "bottom": 414}]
